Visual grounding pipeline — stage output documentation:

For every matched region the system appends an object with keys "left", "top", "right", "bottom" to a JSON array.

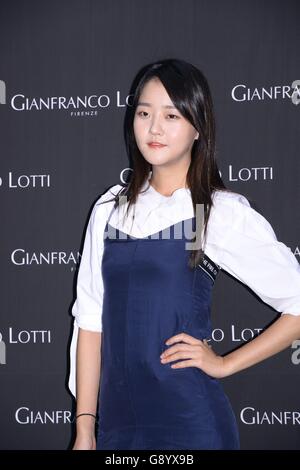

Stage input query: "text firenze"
[{"left": 11, "top": 249, "right": 80, "bottom": 266}]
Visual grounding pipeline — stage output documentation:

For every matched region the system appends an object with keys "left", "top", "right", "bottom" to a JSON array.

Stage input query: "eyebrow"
[{"left": 136, "top": 102, "right": 176, "bottom": 109}]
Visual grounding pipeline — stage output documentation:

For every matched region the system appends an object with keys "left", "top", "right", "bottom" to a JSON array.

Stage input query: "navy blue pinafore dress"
[{"left": 96, "top": 205, "right": 240, "bottom": 450}]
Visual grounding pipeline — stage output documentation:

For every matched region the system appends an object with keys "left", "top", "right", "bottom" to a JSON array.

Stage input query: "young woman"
[{"left": 69, "top": 59, "right": 300, "bottom": 450}]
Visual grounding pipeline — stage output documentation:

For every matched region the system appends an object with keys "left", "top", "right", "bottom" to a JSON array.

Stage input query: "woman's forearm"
[
  {"left": 224, "top": 313, "right": 300, "bottom": 377},
  {"left": 76, "top": 328, "right": 101, "bottom": 435}
]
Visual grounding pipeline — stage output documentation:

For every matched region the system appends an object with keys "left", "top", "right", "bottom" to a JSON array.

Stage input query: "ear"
[{"left": 194, "top": 132, "right": 199, "bottom": 140}]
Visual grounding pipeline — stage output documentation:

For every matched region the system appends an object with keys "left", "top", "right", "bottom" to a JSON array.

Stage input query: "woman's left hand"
[{"left": 160, "top": 332, "right": 229, "bottom": 379}]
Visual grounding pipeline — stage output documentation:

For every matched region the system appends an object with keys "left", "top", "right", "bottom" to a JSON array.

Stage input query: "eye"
[
  {"left": 167, "top": 114, "right": 179, "bottom": 120},
  {"left": 136, "top": 111, "right": 148, "bottom": 117}
]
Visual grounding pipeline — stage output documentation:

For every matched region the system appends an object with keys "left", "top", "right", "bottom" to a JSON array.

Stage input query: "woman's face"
[{"left": 133, "top": 78, "right": 199, "bottom": 168}]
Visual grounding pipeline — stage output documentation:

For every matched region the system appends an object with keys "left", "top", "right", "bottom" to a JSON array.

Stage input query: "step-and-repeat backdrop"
[{"left": 0, "top": 0, "right": 299, "bottom": 450}]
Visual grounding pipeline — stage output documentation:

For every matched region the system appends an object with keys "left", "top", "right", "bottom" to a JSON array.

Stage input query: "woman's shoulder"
[
  {"left": 209, "top": 188, "right": 275, "bottom": 240},
  {"left": 208, "top": 188, "right": 255, "bottom": 234},
  {"left": 212, "top": 188, "right": 251, "bottom": 209},
  {"left": 94, "top": 183, "right": 125, "bottom": 206},
  {"left": 88, "top": 183, "right": 125, "bottom": 226}
]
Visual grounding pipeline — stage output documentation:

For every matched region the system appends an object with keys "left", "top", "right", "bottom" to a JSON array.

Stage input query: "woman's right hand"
[{"left": 72, "top": 432, "right": 96, "bottom": 450}]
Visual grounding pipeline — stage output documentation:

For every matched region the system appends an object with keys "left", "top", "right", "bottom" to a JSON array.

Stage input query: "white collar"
[{"left": 140, "top": 170, "right": 191, "bottom": 204}]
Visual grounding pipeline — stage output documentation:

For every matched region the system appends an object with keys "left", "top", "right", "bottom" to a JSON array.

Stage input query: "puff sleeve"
[{"left": 215, "top": 193, "right": 300, "bottom": 316}]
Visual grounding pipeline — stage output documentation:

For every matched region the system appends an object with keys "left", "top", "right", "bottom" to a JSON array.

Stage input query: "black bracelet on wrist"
[{"left": 75, "top": 412, "right": 98, "bottom": 423}]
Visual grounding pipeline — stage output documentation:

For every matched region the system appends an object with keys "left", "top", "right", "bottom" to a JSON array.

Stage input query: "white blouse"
[{"left": 68, "top": 171, "right": 300, "bottom": 397}]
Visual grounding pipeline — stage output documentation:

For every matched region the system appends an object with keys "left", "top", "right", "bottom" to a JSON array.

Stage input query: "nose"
[{"left": 149, "top": 114, "right": 163, "bottom": 135}]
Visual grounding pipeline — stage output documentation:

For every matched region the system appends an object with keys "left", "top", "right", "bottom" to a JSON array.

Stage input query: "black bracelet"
[{"left": 75, "top": 413, "right": 97, "bottom": 422}]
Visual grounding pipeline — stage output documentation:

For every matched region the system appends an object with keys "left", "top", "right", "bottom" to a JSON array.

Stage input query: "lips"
[{"left": 147, "top": 142, "right": 167, "bottom": 148}]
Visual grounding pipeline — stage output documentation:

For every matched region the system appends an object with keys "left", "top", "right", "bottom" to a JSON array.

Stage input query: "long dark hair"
[{"left": 104, "top": 58, "right": 235, "bottom": 268}]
